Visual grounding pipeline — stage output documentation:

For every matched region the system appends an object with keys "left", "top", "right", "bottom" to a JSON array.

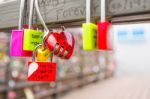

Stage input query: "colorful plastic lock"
[
  {"left": 28, "top": 62, "right": 56, "bottom": 81},
  {"left": 10, "top": 30, "right": 32, "bottom": 57},
  {"left": 37, "top": 46, "right": 51, "bottom": 61},
  {"left": 82, "top": 23, "right": 97, "bottom": 50},
  {"left": 97, "top": 21, "right": 112, "bottom": 50},
  {"left": 28, "top": 44, "right": 56, "bottom": 82},
  {"left": 10, "top": 0, "right": 32, "bottom": 57},
  {"left": 23, "top": 0, "right": 44, "bottom": 51},
  {"left": 45, "top": 28, "right": 75, "bottom": 59}
]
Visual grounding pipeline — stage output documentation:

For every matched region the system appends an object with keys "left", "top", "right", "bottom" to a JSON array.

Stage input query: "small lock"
[
  {"left": 23, "top": 0, "right": 44, "bottom": 51},
  {"left": 10, "top": 0, "right": 32, "bottom": 57},
  {"left": 28, "top": 44, "right": 56, "bottom": 82},
  {"left": 82, "top": 23, "right": 97, "bottom": 50},
  {"left": 97, "top": 0, "right": 113, "bottom": 50},
  {"left": 45, "top": 26, "right": 75, "bottom": 59},
  {"left": 36, "top": 46, "right": 51, "bottom": 61},
  {"left": 10, "top": 30, "right": 33, "bottom": 57},
  {"left": 82, "top": 0, "right": 97, "bottom": 50},
  {"left": 97, "top": 21, "right": 112, "bottom": 50}
]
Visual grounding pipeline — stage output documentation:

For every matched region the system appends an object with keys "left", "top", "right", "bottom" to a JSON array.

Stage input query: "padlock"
[
  {"left": 97, "top": 21, "right": 112, "bottom": 50},
  {"left": 45, "top": 26, "right": 75, "bottom": 59},
  {"left": 28, "top": 44, "right": 56, "bottom": 82},
  {"left": 23, "top": 0, "right": 44, "bottom": 51},
  {"left": 97, "top": 0, "right": 113, "bottom": 50},
  {"left": 34, "top": 0, "right": 75, "bottom": 59},
  {"left": 10, "top": 0, "right": 32, "bottom": 57},
  {"left": 82, "top": 0, "right": 97, "bottom": 50},
  {"left": 37, "top": 46, "right": 51, "bottom": 61},
  {"left": 82, "top": 23, "right": 97, "bottom": 50}
]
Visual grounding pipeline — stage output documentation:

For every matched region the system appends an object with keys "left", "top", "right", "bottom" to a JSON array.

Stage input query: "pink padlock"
[{"left": 10, "top": 0, "right": 32, "bottom": 57}]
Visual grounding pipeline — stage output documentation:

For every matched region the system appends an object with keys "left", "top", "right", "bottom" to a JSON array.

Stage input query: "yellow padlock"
[
  {"left": 36, "top": 46, "right": 51, "bottom": 61},
  {"left": 82, "top": 23, "right": 97, "bottom": 50},
  {"left": 82, "top": 0, "right": 97, "bottom": 50}
]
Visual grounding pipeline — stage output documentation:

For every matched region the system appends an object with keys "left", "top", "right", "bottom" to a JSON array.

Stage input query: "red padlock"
[
  {"left": 45, "top": 28, "right": 75, "bottom": 59},
  {"left": 97, "top": 21, "right": 112, "bottom": 50},
  {"left": 97, "top": 0, "right": 113, "bottom": 50},
  {"left": 28, "top": 44, "right": 56, "bottom": 82},
  {"left": 28, "top": 62, "right": 56, "bottom": 81},
  {"left": 34, "top": 0, "right": 75, "bottom": 59}
]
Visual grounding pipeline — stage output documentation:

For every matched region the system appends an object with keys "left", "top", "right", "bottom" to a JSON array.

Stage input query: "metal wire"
[
  {"left": 32, "top": 44, "right": 42, "bottom": 62},
  {"left": 18, "top": 0, "right": 25, "bottom": 29},
  {"left": 34, "top": 0, "right": 49, "bottom": 32},
  {"left": 101, "top": 0, "right": 106, "bottom": 22},
  {"left": 28, "top": 0, "right": 34, "bottom": 29},
  {"left": 86, "top": 0, "right": 91, "bottom": 23}
]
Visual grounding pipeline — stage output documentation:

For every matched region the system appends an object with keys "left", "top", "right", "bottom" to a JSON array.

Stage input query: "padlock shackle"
[
  {"left": 18, "top": 0, "right": 25, "bottom": 30},
  {"left": 28, "top": 0, "right": 35, "bottom": 29},
  {"left": 86, "top": 0, "right": 91, "bottom": 23},
  {"left": 32, "top": 44, "right": 42, "bottom": 62},
  {"left": 34, "top": 0, "right": 49, "bottom": 32},
  {"left": 101, "top": 0, "right": 106, "bottom": 22},
  {"left": 32, "top": 44, "right": 53, "bottom": 62}
]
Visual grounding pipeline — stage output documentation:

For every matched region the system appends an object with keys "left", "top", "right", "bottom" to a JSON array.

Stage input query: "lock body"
[
  {"left": 37, "top": 46, "right": 51, "bottom": 61},
  {"left": 28, "top": 62, "right": 56, "bottom": 81},
  {"left": 82, "top": 23, "right": 97, "bottom": 50},
  {"left": 97, "top": 21, "right": 112, "bottom": 50},
  {"left": 23, "top": 29, "right": 44, "bottom": 51},
  {"left": 10, "top": 30, "right": 32, "bottom": 57},
  {"left": 45, "top": 31, "right": 75, "bottom": 59}
]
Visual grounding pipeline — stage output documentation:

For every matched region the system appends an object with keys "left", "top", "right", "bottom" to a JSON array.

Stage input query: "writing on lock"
[
  {"left": 28, "top": 62, "right": 56, "bottom": 81},
  {"left": 23, "top": 29, "right": 44, "bottom": 50},
  {"left": 31, "top": 34, "right": 43, "bottom": 46}
]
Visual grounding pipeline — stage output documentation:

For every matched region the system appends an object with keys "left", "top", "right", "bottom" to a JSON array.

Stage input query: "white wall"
[{"left": 114, "top": 23, "right": 150, "bottom": 76}]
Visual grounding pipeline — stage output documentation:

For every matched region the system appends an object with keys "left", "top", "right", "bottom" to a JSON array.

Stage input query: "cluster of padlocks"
[
  {"left": 10, "top": 0, "right": 75, "bottom": 82},
  {"left": 10, "top": 0, "right": 112, "bottom": 82}
]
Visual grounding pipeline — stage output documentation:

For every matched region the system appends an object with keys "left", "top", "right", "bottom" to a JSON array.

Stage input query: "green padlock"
[
  {"left": 23, "top": 0, "right": 44, "bottom": 51},
  {"left": 82, "top": 0, "right": 97, "bottom": 50}
]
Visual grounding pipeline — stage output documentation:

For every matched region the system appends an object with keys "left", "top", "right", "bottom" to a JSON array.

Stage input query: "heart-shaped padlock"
[
  {"left": 44, "top": 27, "right": 75, "bottom": 59},
  {"left": 34, "top": 0, "right": 75, "bottom": 59}
]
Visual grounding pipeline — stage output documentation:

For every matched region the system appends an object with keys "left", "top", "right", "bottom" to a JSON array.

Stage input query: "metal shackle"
[{"left": 32, "top": 44, "right": 42, "bottom": 62}]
